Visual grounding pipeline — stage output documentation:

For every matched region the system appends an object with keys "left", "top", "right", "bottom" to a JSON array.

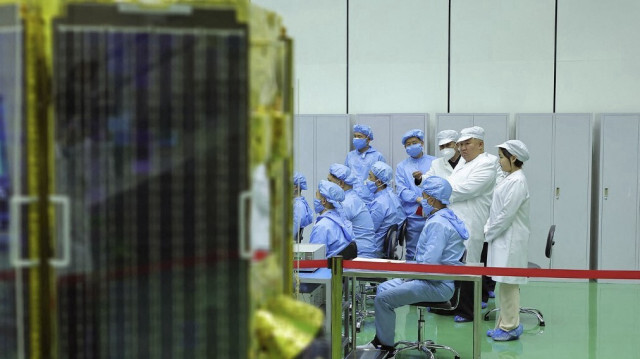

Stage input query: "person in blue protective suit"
[
  {"left": 345, "top": 124, "right": 386, "bottom": 203},
  {"left": 395, "top": 129, "right": 436, "bottom": 260},
  {"left": 366, "top": 162, "right": 406, "bottom": 258},
  {"left": 327, "top": 164, "right": 378, "bottom": 258},
  {"left": 357, "top": 176, "right": 469, "bottom": 356},
  {"left": 293, "top": 172, "right": 314, "bottom": 242},
  {"left": 309, "top": 180, "right": 356, "bottom": 258}
]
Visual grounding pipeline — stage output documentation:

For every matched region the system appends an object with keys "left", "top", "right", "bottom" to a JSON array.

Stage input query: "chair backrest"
[
  {"left": 545, "top": 224, "right": 556, "bottom": 263},
  {"left": 383, "top": 224, "right": 399, "bottom": 259},
  {"left": 397, "top": 219, "right": 408, "bottom": 246}
]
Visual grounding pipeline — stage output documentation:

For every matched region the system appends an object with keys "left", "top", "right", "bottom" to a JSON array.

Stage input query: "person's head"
[
  {"left": 353, "top": 124, "right": 373, "bottom": 152},
  {"left": 315, "top": 180, "right": 346, "bottom": 214},
  {"left": 402, "top": 129, "right": 425, "bottom": 159},
  {"left": 420, "top": 176, "right": 452, "bottom": 215},
  {"left": 496, "top": 140, "right": 529, "bottom": 173},
  {"left": 367, "top": 161, "right": 393, "bottom": 193},
  {"left": 328, "top": 163, "right": 356, "bottom": 190},
  {"left": 436, "top": 130, "right": 460, "bottom": 161},
  {"left": 293, "top": 172, "right": 307, "bottom": 197},
  {"left": 457, "top": 126, "right": 485, "bottom": 162}
]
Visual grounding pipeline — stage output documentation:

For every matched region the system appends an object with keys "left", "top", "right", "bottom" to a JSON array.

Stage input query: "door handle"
[
  {"left": 238, "top": 191, "right": 252, "bottom": 259},
  {"left": 9, "top": 196, "right": 39, "bottom": 268},
  {"left": 604, "top": 188, "right": 609, "bottom": 200},
  {"left": 49, "top": 195, "right": 71, "bottom": 267},
  {"left": 555, "top": 187, "right": 560, "bottom": 200}
]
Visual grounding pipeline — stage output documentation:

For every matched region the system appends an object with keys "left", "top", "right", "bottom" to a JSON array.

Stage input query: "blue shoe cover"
[
  {"left": 488, "top": 290, "right": 495, "bottom": 298},
  {"left": 482, "top": 301, "right": 488, "bottom": 309},
  {"left": 509, "top": 324, "right": 524, "bottom": 337},
  {"left": 454, "top": 315, "right": 471, "bottom": 323},
  {"left": 486, "top": 328, "right": 495, "bottom": 337},
  {"left": 491, "top": 324, "right": 523, "bottom": 341}
]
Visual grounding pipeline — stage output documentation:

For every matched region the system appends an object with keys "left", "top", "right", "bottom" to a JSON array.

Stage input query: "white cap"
[
  {"left": 437, "top": 130, "right": 459, "bottom": 146},
  {"left": 497, "top": 140, "right": 530, "bottom": 162},
  {"left": 457, "top": 126, "right": 485, "bottom": 142}
]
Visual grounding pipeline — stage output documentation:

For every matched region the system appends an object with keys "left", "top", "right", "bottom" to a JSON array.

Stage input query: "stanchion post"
[{"left": 330, "top": 256, "right": 343, "bottom": 359}]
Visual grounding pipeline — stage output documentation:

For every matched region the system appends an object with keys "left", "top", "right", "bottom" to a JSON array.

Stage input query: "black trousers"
[{"left": 454, "top": 242, "right": 495, "bottom": 320}]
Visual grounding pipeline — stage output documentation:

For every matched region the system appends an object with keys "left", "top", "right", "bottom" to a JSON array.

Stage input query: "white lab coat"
[
  {"left": 423, "top": 157, "right": 455, "bottom": 179},
  {"left": 485, "top": 170, "right": 530, "bottom": 284},
  {"left": 447, "top": 153, "right": 497, "bottom": 263}
]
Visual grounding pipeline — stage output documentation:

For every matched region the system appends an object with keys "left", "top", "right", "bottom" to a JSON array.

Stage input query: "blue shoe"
[
  {"left": 454, "top": 315, "right": 472, "bottom": 323},
  {"left": 491, "top": 324, "right": 523, "bottom": 341},
  {"left": 482, "top": 301, "right": 488, "bottom": 309},
  {"left": 510, "top": 324, "right": 524, "bottom": 337},
  {"left": 488, "top": 290, "right": 495, "bottom": 298}
]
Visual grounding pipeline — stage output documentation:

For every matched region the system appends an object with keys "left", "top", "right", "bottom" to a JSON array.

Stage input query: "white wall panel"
[
  {"left": 557, "top": 0, "right": 640, "bottom": 113},
  {"left": 253, "top": 0, "right": 347, "bottom": 113},
  {"left": 450, "top": 0, "right": 555, "bottom": 113},
  {"left": 348, "top": 0, "right": 448, "bottom": 113}
]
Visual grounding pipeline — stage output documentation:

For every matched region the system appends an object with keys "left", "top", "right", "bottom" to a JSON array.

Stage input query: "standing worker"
[
  {"left": 345, "top": 124, "right": 386, "bottom": 203},
  {"left": 485, "top": 140, "right": 530, "bottom": 341},
  {"left": 395, "top": 129, "right": 436, "bottom": 260},
  {"left": 445, "top": 126, "right": 497, "bottom": 322},
  {"left": 413, "top": 130, "right": 461, "bottom": 183}
]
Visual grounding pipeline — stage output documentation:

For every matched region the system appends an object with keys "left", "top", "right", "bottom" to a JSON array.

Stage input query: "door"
[
  {"left": 473, "top": 114, "right": 508, "bottom": 152},
  {"left": 553, "top": 114, "right": 592, "bottom": 269},
  {"left": 436, "top": 113, "right": 473, "bottom": 135},
  {"left": 516, "top": 114, "right": 554, "bottom": 268},
  {"left": 598, "top": 114, "right": 640, "bottom": 270}
]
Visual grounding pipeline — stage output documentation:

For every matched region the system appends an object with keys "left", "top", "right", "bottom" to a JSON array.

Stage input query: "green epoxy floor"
[{"left": 352, "top": 281, "right": 640, "bottom": 358}]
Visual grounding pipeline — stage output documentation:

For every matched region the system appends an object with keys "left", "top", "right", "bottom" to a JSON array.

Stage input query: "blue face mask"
[
  {"left": 364, "top": 179, "right": 379, "bottom": 194},
  {"left": 314, "top": 198, "right": 325, "bottom": 214},
  {"left": 353, "top": 138, "right": 367, "bottom": 150},
  {"left": 421, "top": 198, "right": 434, "bottom": 217},
  {"left": 405, "top": 143, "right": 423, "bottom": 158}
]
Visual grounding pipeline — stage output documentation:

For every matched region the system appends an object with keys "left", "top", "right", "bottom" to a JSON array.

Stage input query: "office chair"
[
  {"left": 354, "top": 224, "right": 399, "bottom": 331},
  {"left": 394, "top": 293, "right": 461, "bottom": 359},
  {"left": 483, "top": 225, "right": 556, "bottom": 326}
]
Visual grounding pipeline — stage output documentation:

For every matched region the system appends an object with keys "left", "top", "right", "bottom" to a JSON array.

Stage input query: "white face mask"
[{"left": 441, "top": 147, "right": 455, "bottom": 161}]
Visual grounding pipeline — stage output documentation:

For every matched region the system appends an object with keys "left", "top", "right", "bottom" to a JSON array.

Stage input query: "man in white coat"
[
  {"left": 448, "top": 126, "right": 497, "bottom": 264},
  {"left": 444, "top": 126, "right": 498, "bottom": 322}
]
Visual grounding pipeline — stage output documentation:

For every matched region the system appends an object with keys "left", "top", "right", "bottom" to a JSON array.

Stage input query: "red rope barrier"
[{"left": 294, "top": 260, "right": 640, "bottom": 280}]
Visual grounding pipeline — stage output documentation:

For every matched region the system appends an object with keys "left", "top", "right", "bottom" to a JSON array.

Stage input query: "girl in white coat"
[{"left": 485, "top": 140, "right": 530, "bottom": 341}]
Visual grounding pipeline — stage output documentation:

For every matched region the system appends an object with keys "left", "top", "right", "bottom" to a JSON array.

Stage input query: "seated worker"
[
  {"left": 366, "top": 161, "right": 406, "bottom": 258},
  {"left": 309, "top": 180, "right": 356, "bottom": 258},
  {"left": 345, "top": 124, "right": 386, "bottom": 203},
  {"left": 395, "top": 129, "right": 436, "bottom": 260},
  {"left": 293, "top": 172, "right": 314, "bottom": 241},
  {"left": 358, "top": 176, "right": 469, "bottom": 356},
  {"left": 327, "top": 164, "right": 378, "bottom": 258}
]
